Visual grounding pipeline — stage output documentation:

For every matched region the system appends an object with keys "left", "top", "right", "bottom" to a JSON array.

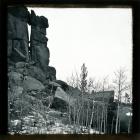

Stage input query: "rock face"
[
  {"left": 7, "top": 6, "right": 58, "bottom": 123},
  {"left": 7, "top": 6, "right": 74, "bottom": 134},
  {"left": 29, "top": 10, "right": 50, "bottom": 69},
  {"left": 46, "top": 66, "right": 56, "bottom": 81},
  {"left": 7, "top": 6, "right": 30, "bottom": 63},
  {"left": 29, "top": 9, "right": 56, "bottom": 80},
  {"left": 8, "top": 6, "right": 56, "bottom": 81},
  {"left": 23, "top": 76, "right": 45, "bottom": 91}
]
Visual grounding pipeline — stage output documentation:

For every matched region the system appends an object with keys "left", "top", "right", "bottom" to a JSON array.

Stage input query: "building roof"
[{"left": 83, "top": 90, "right": 115, "bottom": 103}]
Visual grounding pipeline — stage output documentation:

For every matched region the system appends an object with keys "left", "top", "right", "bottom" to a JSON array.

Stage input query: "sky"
[{"left": 28, "top": 7, "right": 132, "bottom": 83}]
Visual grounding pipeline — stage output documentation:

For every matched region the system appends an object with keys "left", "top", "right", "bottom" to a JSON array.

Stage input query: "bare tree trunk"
[
  {"left": 115, "top": 103, "right": 120, "bottom": 134},
  {"left": 97, "top": 106, "right": 99, "bottom": 132},
  {"left": 100, "top": 106, "right": 104, "bottom": 133},
  {"left": 99, "top": 115, "right": 101, "bottom": 134},
  {"left": 111, "top": 116, "right": 114, "bottom": 134},
  {"left": 67, "top": 89, "right": 73, "bottom": 125},
  {"left": 118, "top": 118, "right": 120, "bottom": 133},
  {"left": 81, "top": 93, "right": 84, "bottom": 130},
  {"left": 86, "top": 107, "right": 88, "bottom": 127},
  {"left": 73, "top": 106, "right": 76, "bottom": 126},
  {"left": 113, "top": 68, "right": 128, "bottom": 134},
  {"left": 86, "top": 101, "right": 89, "bottom": 128},
  {"left": 88, "top": 100, "right": 94, "bottom": 133},
  {"left": 77, "top": 106, "right": 81, "bottom": 126},
  {"left": 97, "top": 106, "right": 100, "bottom": 133},
  {"left": 82, "top": 107, "right": 85, "bottom": 127},
  {"left": 105, "top": 106, "right": 108, "bottom": 133},
  {"left": 68, "top": 105, "right": 71, "bottom": 125},
  {"left": 76, "top": 100, "right": 82, "bottom": 126},
  {"left": 76, "top": 105, "right": 79, "bottom": 125},
  {"left": 103, "top": 106, "right": 107, "bottom": 133}
]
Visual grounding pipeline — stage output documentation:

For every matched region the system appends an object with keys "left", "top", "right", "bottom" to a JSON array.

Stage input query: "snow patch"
[{"left": 126, "top": 112, "right": 132, "bottom": 116}]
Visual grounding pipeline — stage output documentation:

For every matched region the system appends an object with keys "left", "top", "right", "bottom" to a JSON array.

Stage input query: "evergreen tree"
[{"left": 80, "top": 63, "right": 88, "bottom": 94}]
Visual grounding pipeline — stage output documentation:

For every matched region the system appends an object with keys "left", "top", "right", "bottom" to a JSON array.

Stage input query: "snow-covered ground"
[{"left": 9, "top": 109, "right": 102, "bottom": 135}]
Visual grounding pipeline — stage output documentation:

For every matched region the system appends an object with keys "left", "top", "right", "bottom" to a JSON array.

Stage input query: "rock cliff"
[{"left": 7, "top": 6, "right": 68, "bottom": 134}]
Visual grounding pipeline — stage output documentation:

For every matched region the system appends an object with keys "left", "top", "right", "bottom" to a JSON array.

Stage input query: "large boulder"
[
  {"left": 27, "top": 65, "right": 46, "bottom": 82},
  {"left": 45, "top": 66, "right": 56, "bottom": 81},
  {"left": 9, "top": 86, "right": 24, "bottom": 97},
  {"left": 23, "top": 76, "right": 45, "bottom": 91},
  {"left": 14, "top": 61, "right": 57, "bottom": 83},
  {"left": 8, "top": 71, "right": 23, "bottom": 86},
  {"left": 15, "top": 62, "right": 46, "bottom": 82},
  {"left": 15, "top": 61, "right": 29, "bottom": 68},
  {"left": 8, "top": 71, "right": 45, "bottom": 92},
  {"left": 54, "top": 87, "right": 76, "bottom": 106},
  {"left": 54, "top": 80, "right": 69, "bottom": 91}
]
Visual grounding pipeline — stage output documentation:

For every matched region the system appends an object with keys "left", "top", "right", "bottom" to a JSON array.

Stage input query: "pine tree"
[{"left": 80, "top": 63, "right": 88, "bottom": 94}]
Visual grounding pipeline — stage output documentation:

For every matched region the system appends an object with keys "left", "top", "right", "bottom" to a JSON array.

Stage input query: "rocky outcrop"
[
  {"left": 45, "top": 66, "right": 56, "bottom": 81},
  {"left": 7, "top": 6, "right": 80, "bottom": 134},
  {"left": 7, "top": 6, "right": 67, "bottom": 127},
  {"left": 8, "top": 6, "right": 56, "bottom": 80},
  {"left": 7, "top": 6, "right": 30, "bottom": 63},
  {"left": 29, "top": 10, "right": 56, "bottom": 81},
  {"left": 23, "top": 76, "right": 45, "bottom": 91},
  {"left": 29, "top": 10, "right": 50, "bottom": 69},
  {"left": 15, "top": 61, "right": 46, "bottom": 82}
]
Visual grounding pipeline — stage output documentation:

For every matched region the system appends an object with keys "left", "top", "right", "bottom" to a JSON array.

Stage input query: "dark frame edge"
[{"left": 0, "top": 0, "right": 140, "bottom": 138}]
